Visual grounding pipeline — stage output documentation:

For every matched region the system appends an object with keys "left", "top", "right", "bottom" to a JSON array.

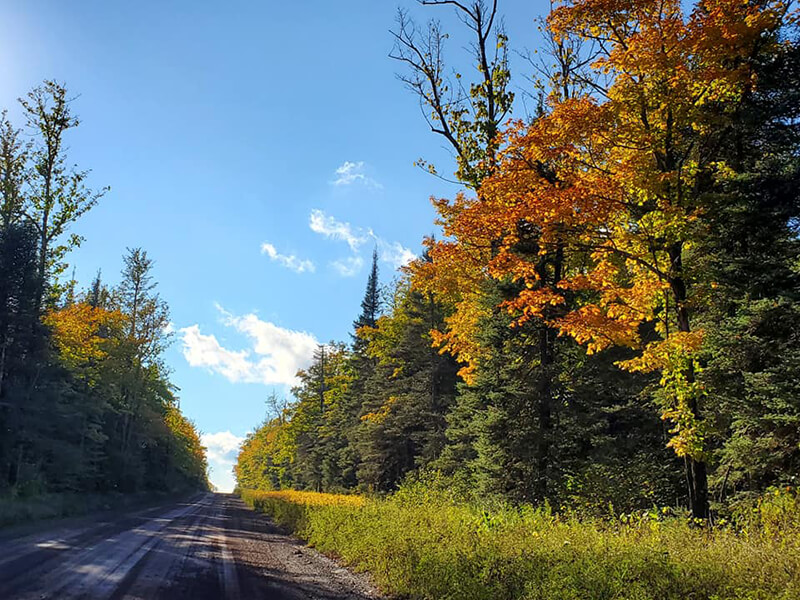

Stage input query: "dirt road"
[{"left": 0, "top": 493, "right": 382, "bottom": 599}]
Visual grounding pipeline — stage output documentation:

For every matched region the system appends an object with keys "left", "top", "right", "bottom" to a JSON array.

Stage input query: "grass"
[
  {"left": 0, "top": 490, "right": 189, "bottom": 529},
  {"left": 239, "top": 484, "right": 800, "bottom": 600}
]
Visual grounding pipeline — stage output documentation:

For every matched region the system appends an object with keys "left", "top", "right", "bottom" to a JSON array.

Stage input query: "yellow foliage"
[
  {"left": 361, "top": 396, "right": 398, "bottom": 425},
  {"left": 412, "top": 0, "right": 790, "bottom": 460},
  {"left": 44, "top": 303, "right": 125, "bottom": 373},
  {"left": 243, "top": 489, "right": 365, "bottom": 508}
]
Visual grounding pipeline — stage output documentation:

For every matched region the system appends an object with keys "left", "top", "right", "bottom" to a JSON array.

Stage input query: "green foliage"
[
  {"left": 19, "top": 81, "right": 108, "bottom": 298},
  {"left": 356, "top": 278, "right": 459, "bottom": 491},
  {"left": 237, "top": 275, "right": 460, "bottom": 496},
  {"left": 236, "top": 1, "right": 800, "bottom": 528},
  {"left": 241, "top": 485, "right": 800, "bottom": 600},
  {"left": 0, "top": 82, "right": 208, "bottom": 506}
]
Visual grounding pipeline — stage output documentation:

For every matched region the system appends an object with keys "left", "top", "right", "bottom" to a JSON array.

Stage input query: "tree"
[
  {"left": 0, "top": 111, "right": 27, "bottom": 228},
  {"left": 44, "top": 303, "right": 124, "bottom": 374},
  {"left": 0, "top": 223, "right": 47, "bottom": 492},
  {"left": 19, "top": 81, "right": 107, "bottom": 302},
  {"left": 447, "top": 0, "right": 791, "bottom": 518},
  {"left": 0, "top": 85, "right": 207, "bottom": 499},
  {"left": 356, "top": 276, "right": 459, "bottom": 491},
  {"left": 406, "top": 4, "right": 602, "bottom": 504},
  {"left": 113, "top": 247, "right": 172, "bottom": 489},
  {"left": 352, "top": 249, "right": 381, "bottom": 354},
  {"left": 699, "top": 35, "right": 800, "bottom": 505},
  {"left": 287, "top": 342, "right": 353, "bottom": 491},
  {"left": 391, "top": 0, "right": 513, "bottom": 188}
]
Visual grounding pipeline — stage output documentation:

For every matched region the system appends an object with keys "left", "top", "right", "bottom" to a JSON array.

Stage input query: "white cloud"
[
  {"left": 309, "top": 209, "right": 366, "bottom": 252},
  {"left": 376, "top": 239, "right": 416, "bottom": 269},
  {"left": 180, "top": 325, "right": 256, "bottom": 383},
  {"left": 261, "top": 242, "right": 315, "bottom": 274},
  {"left": 309, "top": 209, "right": 416, "bottom": 276},
  {"left": 332, "top": 255, "right": 364, "bottom": 277},
  {"left": 179, "top": 307, "right": 318, "bottom": 387},
  {"left": 219, "top": 307, "right": 318, "bottom": 384},
  {"left": 202, "top": 430, "right": 244, "bottom": 493},
  {"left": 202, "top": 430, "right": 244, "bottom": 466},
  {"left": 331, "top": 160, "right": 382, "bottom": 189}
]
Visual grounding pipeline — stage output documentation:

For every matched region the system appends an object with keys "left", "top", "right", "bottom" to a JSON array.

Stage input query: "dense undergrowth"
[
  {"left": 0, "top": 490, "right": 195, "bottom": 529},
  {"left": 239, "top": 484, "right": 800, "bottom": 600}
]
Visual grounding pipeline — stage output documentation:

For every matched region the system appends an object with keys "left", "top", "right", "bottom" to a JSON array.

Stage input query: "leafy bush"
[{"left": 240, "top": 485, "right": 800, "bottom": 600}]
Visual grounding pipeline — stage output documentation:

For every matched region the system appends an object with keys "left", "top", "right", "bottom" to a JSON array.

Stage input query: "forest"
[
  {"left": 236, "top": 0, "right": 800, "bottom": 525},
  {"left": 0, "top": 80, "right": 208, "bottom": 516}
]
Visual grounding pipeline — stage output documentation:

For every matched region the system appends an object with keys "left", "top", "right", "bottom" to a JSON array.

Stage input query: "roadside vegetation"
[
  {"left": 240, "top": 484, "right": 800, "bottom": 600},
  {"left": 237, "top": 0, "right": 800, "bottom": 519},
  {"left": 0, "top": 490, "right": 190, "bottom": 529},
  {"left": 0, "top": 81, "right": 208, "bottom": 521},
  {"left": 236, "top": 0, "right": 800, "bottom": 597}
]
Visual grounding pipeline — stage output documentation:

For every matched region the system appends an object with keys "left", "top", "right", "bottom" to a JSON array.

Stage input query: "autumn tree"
[
  {"left": 449, "top": 0, "right": 793, "bottom": 518},
  {"left": 112, "top": 248, "right": 172, "bottom": 489},
  {"left": 391, "top": 0, "right": 513, "bottom": 188},
  {"left": 405, "top": 1, "right": 617, "bottom": 503}
]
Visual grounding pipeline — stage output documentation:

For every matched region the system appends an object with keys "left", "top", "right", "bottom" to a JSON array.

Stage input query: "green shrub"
[
  {"left": 240, "top": 485, "right": 800, "bottom": 600},
  {"left": 0, "top": 490, "right": 182, "bottom": 528}
]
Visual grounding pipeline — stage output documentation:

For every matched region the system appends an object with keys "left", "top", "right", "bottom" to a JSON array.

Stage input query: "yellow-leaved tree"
[
  {"left": 415, "top": 0, "right": 792, "bottom": 518},
  {"left": 44, "top": 302, "right": 124, "bottom": 383}
]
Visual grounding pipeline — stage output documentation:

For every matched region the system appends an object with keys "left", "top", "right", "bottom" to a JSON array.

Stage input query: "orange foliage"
[{"left": 412, "top": 0, "right": 791, "bottom": 456}]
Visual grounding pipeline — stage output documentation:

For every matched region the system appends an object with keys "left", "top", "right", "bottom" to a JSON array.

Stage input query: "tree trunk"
[
  {"left": 0, "top": 334, "right": 7, "bottom": 399},
  {"left": 669, "top": 243, "right": 709, "bottom": 520},
  {"left": 534, "top": 244, "right": 562, "bottom": 503},
  {"left": 536, "top": 326, "right": 553, "bottom": 502}
]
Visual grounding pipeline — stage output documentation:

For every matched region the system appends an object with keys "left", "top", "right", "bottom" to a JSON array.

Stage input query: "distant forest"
[
  {"left": 236, "top": 0, "right": 800, "bottom": 520},
  {"left": 0, "top": 81, "right": 207, "bottom": 498}
]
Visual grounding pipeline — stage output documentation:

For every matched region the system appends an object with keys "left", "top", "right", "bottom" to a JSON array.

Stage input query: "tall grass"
[{"left": 239, "top": 485, "right": 800, "bottom": 600}]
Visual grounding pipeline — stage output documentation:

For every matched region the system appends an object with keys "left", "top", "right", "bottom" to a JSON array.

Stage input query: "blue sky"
[{"left": 0, "top": 0, "right": 543, "bottom": 491}]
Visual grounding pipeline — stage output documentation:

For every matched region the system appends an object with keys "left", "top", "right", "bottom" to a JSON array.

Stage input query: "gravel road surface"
[{"left": 0, "top": 493, "right": 382, "bottom": 600}]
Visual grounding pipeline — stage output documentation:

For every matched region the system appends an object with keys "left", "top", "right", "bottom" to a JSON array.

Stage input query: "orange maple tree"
[{"left": 413, "top": 0, "right": 792, "bottom": 518}]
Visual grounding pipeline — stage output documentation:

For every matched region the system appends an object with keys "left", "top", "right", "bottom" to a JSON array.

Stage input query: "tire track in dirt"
[{"left": 0, "top": 493, "right": 383, "bottom": 600}]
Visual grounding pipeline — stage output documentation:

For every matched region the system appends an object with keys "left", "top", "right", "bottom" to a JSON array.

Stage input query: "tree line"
[
  {"left": 0, "top": 81, "right": 207, "bottom": 497},
  {"left": 237, "top": 0, "right": 799, "bottom": 520}
]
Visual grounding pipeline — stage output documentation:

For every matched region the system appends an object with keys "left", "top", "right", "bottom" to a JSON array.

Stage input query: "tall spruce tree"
[
  {"left": 701, "top": 36, "right": 800, "bottom": 505},
  {"left": 352, "top": 248, "right": 380, "bottom": 353},
  {"left": 356, "top": 277, "right": 459, "bottom": 491}
]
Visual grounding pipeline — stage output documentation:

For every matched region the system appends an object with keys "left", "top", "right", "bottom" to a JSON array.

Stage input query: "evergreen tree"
[
  {"left": 352, "top": 248, "right": 380, "bottom": 353},
  {"left": 0, "top": 223, "right": 48, "bottom": 492},
  {"left": 356, "top": 278, "right": 459, "bottom": 491},
  {"left": 701, "top": 37, "right": 800, "bottom": 504}
]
